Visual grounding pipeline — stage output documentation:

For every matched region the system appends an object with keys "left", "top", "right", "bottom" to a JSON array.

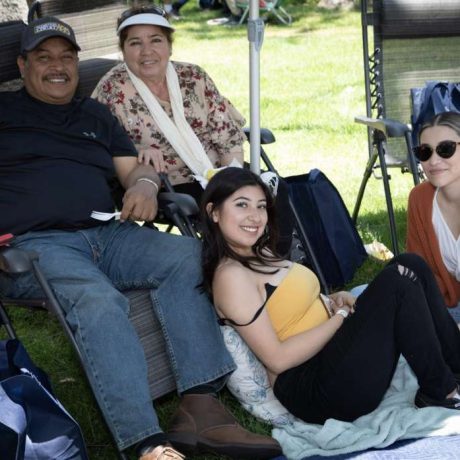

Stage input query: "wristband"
[
  {"left": 136, "top": 177, "right": 159, "bottom": 194},
  {"left": 335, "top": 309, "right": 349, "bottom": 319}
]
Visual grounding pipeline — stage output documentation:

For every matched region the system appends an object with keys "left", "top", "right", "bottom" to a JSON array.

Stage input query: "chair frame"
[
  {"left": 353, "top": 0, "right": 425, "bottom": 255},
  {"left": 354, "top": 0, "right": 460, "bottom": 255},
  {"left": 236, "top": 0, "right": 292, "bottom": 25}
]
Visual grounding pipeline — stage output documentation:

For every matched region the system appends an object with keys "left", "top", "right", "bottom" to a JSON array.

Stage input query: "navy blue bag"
[
  {"left": 0, "top": 339, "right": 88, "bottom": 460},
  {"left": 411, "top": 81, "right": 460, "bottom": 145},
  {"left": 285, "top": 169, "right": 367, "bottom": 289}
]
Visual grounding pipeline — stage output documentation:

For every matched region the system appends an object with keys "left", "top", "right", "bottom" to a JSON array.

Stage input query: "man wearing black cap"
[
  {"left": 17, "top": 17, "right": 81, "bottom": 105},
  {"left": 0, "top": 17, "right": 282, "bottom": 460}
]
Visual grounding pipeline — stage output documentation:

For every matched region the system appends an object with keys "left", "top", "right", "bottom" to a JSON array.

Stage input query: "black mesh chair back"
[
  {"left": 0, "top": 20, "right": 25, "bottom": 88},
  {"left": 368, "top": 0, "right": 460, "bottom": 162},
  {"left": 29, "top": 0, "right": 126, "bottom": 60}
]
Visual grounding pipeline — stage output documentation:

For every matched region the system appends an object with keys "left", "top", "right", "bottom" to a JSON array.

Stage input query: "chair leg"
[
  {"left": 352, "top": 150, "right": 377, "bottom": 224},
  {"left": 0, "top": 300, "right": 17, "bottom": 339},
  {"left": 273, "top": 6, "right": 292, "bottom": 25},
  {"left": 289, "top": 197, "right": 329, "bottom": 294},
  {"left": 353, "top": 137, "right": 399, "bottom": 256},
  {"left": 376, "top": 140, "right": 399, "bottom": 256},
  {"left": 239, "top": 6, "right": 249, "bottom": 24},
  {"left": 404, "top": 131, "right": 422, "bottom": 186}
]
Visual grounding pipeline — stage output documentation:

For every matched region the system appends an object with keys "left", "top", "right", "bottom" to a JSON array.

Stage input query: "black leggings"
[{"left": 273, "top": 253, "right": 460, "bottom": 423}]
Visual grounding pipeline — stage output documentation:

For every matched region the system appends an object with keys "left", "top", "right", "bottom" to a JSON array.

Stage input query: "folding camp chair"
[
  {"left": 236, "top": 0, "right": 292, "bottom": 25},
  {"left": 353, "top": 0, "right": 460, "bottom": 255}
]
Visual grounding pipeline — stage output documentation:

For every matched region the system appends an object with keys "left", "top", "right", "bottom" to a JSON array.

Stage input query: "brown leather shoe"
[
  {"left": 139, "top": 444, "right": 186, "bottom": 460},
  {"left": 167, "top": 394, "right": 282, "bottom": 458}
]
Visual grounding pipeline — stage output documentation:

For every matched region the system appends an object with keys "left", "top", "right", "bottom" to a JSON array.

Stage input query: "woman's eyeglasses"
[
  {"left": 413, "top": 140, "right": 460, "bottom": 162},
  {"left": 119, "top": 5, "right": 167, "bottom": 22}
]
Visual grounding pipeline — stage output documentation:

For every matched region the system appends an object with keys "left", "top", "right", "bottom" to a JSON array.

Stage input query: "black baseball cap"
[{"left": 20, "top": 17, "right": 81, "bottom": 54}]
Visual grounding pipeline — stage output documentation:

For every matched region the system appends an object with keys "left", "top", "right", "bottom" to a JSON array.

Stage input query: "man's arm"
[{"left": 113, "top": 156, "right": 161, "bottom": 222}]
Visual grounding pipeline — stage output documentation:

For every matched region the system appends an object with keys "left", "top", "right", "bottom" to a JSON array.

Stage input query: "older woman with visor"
[
  {"left": 92, "top": 4, "right": 246, "bottom": 199},
  {"left": 407, "top": 111, "right": 460, "bottom": 308},
  {"left": 93, "top": 3, "right": 294, "bottom": 256}
]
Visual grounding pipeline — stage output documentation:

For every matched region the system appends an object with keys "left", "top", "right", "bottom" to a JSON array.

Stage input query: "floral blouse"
[{"left": 92, "top": 61, "right": 246, "bottom": 185}]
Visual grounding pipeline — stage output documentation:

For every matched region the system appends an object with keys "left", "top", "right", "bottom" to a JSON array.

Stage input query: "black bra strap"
[
  {"left": 218, "top": 302, "right": 266, "bottom": 327},
  {"left": 217, "top": 282, "right": 278, "bottom": 327}
]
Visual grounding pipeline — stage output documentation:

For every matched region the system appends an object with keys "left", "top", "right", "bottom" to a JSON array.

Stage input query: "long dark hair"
[{"left": 200, "top": 167, "right": 280, "bottom": 295}]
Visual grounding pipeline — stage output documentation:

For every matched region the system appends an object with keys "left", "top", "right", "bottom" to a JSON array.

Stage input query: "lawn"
[{"left": 1, "top": 2, "right": 416, "bottom": 459}]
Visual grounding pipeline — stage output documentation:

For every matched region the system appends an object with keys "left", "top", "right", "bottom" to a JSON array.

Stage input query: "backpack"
[
  {"left": 411, "top": 81, "right": 460, "bottom": 145},
  {"left": 285, "top": 169, "right": 367, "bottom": 290},
  {"left": 0, "top": 339, "right": 89, "bottom": 460}
]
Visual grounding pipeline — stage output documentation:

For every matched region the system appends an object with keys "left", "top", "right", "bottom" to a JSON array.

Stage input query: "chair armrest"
[
  {"left": 158, "top": 192, "right": 200, "bottom": 217},
  {"left": 0, "top": 247, "right": 37, "bottom": 274},
  {"left": 243, "top": 127, "right": 276, "bottom": 145},
  {"left": 354, "top": 116, "right": 410, "bottom": 138}
]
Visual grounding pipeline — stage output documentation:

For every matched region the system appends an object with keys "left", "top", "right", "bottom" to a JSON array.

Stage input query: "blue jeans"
[{"left": 0, "top": 222, "right": 235, "bottom": 450}]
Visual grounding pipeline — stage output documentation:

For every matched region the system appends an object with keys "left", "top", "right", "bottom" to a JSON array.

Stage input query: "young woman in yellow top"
[{"left": 201, "top": 167, "right": 460, "bottom": 424}]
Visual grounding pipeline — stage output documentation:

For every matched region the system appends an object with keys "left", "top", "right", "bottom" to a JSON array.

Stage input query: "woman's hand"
[
  {"left": 328, "top": 291, "right": 356, "bottom": 314},
  {"left": 138, "top": 147, "right": 167, "bottom": 173}
]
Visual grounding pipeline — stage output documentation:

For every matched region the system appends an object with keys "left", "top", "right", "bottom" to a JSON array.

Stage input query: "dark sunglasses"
[
  {"left": 119, "top": 5, "right": 167, "bottom": 22},
  {"left": 413, "top": 140, "right": 460, "bottom": 162}
]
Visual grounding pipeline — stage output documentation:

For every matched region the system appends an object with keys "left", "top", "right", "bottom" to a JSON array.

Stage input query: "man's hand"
[{"left": 121, "top": 180, "right": 158, "bottom": 222}]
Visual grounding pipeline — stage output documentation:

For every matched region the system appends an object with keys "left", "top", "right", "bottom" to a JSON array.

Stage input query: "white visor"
[{"left": 117, "top": 13, "right": 175, "bottom": 35}]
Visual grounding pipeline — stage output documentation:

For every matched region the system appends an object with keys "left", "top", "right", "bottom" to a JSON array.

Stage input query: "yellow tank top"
[{"left": 266, "top": 263, "right": 329, "bottom": 341}]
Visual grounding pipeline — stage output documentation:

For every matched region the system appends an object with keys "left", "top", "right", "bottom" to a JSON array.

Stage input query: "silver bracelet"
[
  {"left": 136, "top": 177, "right": 159, "bottom": 194},
  {"left": 335, "top": 309, "right": 349, "bottom": 319}
]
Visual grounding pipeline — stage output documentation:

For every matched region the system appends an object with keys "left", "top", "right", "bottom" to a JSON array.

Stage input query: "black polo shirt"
[{"left": 0, "top": 89, "right": 137, "bottom": 235}]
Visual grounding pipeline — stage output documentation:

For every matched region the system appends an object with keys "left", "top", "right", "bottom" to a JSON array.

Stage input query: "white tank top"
[{"left": 432, "top": 188, "right": 460, "bottom": 281}]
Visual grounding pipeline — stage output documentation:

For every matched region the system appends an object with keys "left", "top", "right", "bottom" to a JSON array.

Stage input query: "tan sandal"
[{"left": 139, "top": 444, "right": 186, "bottom": 460}]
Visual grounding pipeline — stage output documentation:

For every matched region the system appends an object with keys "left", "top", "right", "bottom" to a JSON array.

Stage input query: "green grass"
[{"left": 1, "top": 2, "right": 416, "bottom": 459}]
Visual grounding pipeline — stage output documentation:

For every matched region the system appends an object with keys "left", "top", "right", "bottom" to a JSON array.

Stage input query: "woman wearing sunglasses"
[{"left": 407, "top": 111, "right": 460, "bottom": 308}]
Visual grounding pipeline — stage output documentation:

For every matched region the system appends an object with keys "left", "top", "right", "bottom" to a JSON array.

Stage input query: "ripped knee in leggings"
[{"left": 396, "top": 264, "right": 418, "bottom": 282}]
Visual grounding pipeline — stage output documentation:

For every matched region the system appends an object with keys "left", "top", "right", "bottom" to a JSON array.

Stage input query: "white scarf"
[{"left": 125, "top": 62, "right": 213, "bottom": 177}]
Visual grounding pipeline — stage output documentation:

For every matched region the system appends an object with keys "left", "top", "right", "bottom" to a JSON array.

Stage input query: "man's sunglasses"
[
  {"left": 119, "top": 5, "right": 167, "bottom": 22},
  {"left": 412, "top": 140, "right": 460, "bottom": 162}
]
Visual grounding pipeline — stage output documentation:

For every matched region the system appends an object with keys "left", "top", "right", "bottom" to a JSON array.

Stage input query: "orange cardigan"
[{"left": 407, "top": 181, "right": 460, "bottom": 307}]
